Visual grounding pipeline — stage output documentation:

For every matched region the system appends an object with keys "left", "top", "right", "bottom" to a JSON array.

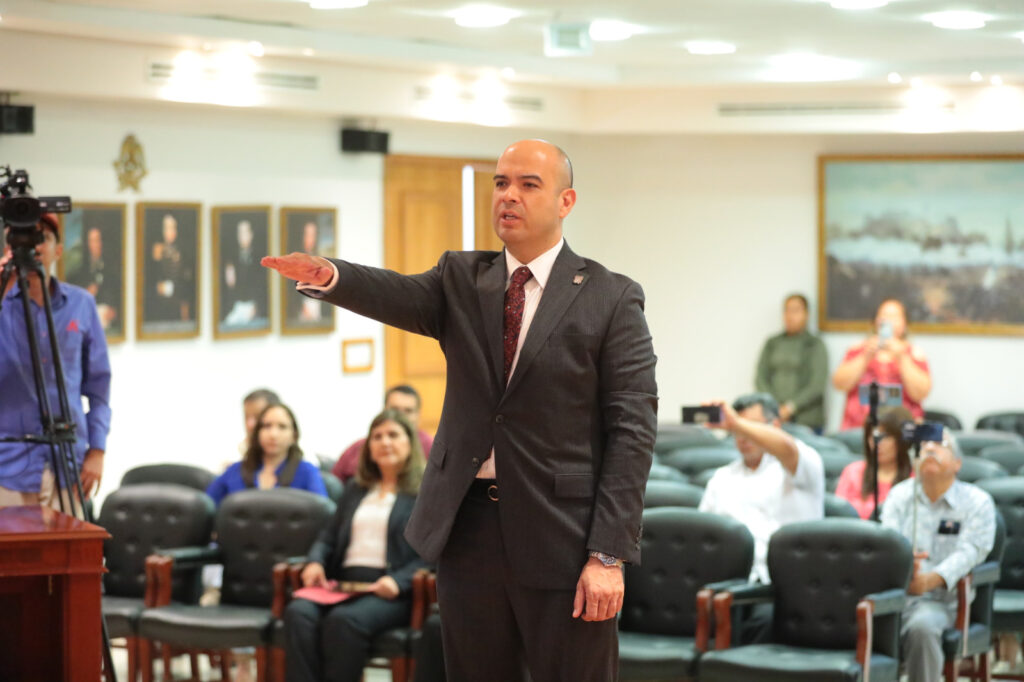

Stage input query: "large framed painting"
[
  {"left": 211, "top": 205, "right": 272, "bottom": 339},
  {"left": 57, "top": 203, "right": 127, "bottom": 343},
  {"left": 819, "top": 155, "right": 1024, "bottom": 335},
  {"left": 279, "top": 207, "right": 336, "bottom": 335},
  {"left": 136, "top": 202, "right": 201, "bottom": 340}
]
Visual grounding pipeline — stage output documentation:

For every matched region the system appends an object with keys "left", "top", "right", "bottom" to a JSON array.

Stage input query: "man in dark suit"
[{"left": 264, "top": 139, "right": 658, "bottom": 681}]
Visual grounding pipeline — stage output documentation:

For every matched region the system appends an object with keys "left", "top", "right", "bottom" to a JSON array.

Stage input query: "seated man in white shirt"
[{"left": 698, "top": 393, "right": 825, "bottom": 641}]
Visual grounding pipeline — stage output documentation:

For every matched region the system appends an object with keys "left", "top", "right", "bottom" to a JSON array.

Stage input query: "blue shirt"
[
  {"left": 206, "top": 459, "right": 328, "bottom": 506},
  {"left": 0, "top": 278, "right": 112, "bottom": 492}
]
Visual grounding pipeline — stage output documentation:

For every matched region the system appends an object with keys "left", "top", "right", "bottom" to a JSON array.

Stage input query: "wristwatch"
[{"left": 589, "top": 551, "right": 624, "bottom": 568}]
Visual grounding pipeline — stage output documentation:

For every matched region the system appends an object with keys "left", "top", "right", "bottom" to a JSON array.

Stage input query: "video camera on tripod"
[{"left": 0, "top": 166, "right": 70, "bottom": 242}]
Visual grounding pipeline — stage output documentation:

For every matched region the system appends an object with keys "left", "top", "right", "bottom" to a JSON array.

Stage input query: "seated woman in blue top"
[
  {"left": 206, "top": 402, "right": 327, "bottom": 505},
  {"left": 284, "top": 408, "right": 427, "bottom": 682}
]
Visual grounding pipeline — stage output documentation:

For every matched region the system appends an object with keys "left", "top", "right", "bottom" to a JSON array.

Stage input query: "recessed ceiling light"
[
  {"left": 762, "top": 54, "right": 861, "bottom": 82},
  {"left": 887, "top": 72, "right": 902, "bottom": 84},
  {"left": 991, "top": 75, "right": 1004, "bottom": 86},
  {"left": 828, "top": 0, "right": 888, "bottom": 9},
  {"left": 970, "top": 71, "right": 983, "bottom": 82},
  {"left": 308, "top": 0, "right": 369, "bottom": 8},
  {"left": 500, "top": 67, "right": 516, "bottom": 79},
  {"left": 247, "top": 41, "right": 265, "bottom": 57},
  {"left": 925, "top": 11, "right": 988, "bottom": 30},
  {"left": 685, "top": 40, "right": 736, "bottom": 55},
  {"left": 302, "top": 48, "right": 315, "bottom": 57},
  {"left": 910, "top": 77, "right": 923, "bottom": 88},
  {"left": 451, "top": 5, "right": 519, "bottom": 28},
  {"left": 588, "top": 19, "right": 636, "bottom": 42}
]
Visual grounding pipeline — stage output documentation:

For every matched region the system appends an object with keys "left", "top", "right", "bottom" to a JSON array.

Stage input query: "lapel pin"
[{"left": 572, "top": 275, "right": 584, "bottom": 285}]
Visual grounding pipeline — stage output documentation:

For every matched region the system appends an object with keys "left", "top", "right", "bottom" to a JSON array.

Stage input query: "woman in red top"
[
  {"left": 832, "top": 299, "right": 931, "bottom": 430},
  {"left": 834, "top": 406, "right": 913, "bottom": 519}
]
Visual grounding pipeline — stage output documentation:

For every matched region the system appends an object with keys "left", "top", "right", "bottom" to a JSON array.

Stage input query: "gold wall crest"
[{"left": 114, "top": 134, "right": 147, "bottom": 192}]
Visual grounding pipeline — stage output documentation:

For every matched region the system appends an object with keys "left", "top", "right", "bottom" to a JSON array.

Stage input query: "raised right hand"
[
  {"left": 301, "top": 562, "right": 327, "bottom": 588},
  {"left": 262, "top": 253, "right": 333, "bottom": 286}
]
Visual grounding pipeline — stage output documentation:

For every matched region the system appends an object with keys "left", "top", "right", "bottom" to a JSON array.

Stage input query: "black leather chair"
[
  {"left": 644, "top": 480, "right": 705, "bottom": 508},
  {"left": 941, "top": 511, "right": 1005, "bottom": 682},
  {"left": 821, "top": 452, "right": 858, "bottom": 493},
  {"left": 781, "top": 422, "right": 816, "bottom": 438},
  {"left": 977, "top": 412, "right": 1024, "bottom": 440},
  {"left": 926, "top": 409, "right": 964, "bottom": 431},
  {"left": 649, "top": 461, "right": 689, "bottom": 483},
  {"left": 121, "top": 463, "right": 216, "bottom": 492},
  {"left": 138, "top": 488, "right": 334, "bottom": 682},
  {"left": 957, "top": 431, "right": 1024, "bottom": 457},
  {"left": 618, "top": 508, "right": 754, "bottom": 681},
  {"left": 98, "top": 484, "right": 215, "bottom": 682},
  {"left": 321, "top": 470, "right": 344, "bottom": 504},
  {"left": 826, "top": 429, "right": 863, "bottom": 455},
  {"left": 957, "top": 455, "right": 1009, "bottom": 484},
  {"left": 979, "top": 444, "right": 1024, "bottom": 475},
  {"left": 659, "top": 447, "right": 739, "bottom": 480},
  {"left": 697, "top": 518, "right": 912, "bottom": 682},
  {"left": 975, "top": 479, "right": 1024, "bottom": 681},
  {"left": 794, "top": 434, "right": 853, "bottom": 460},
  {"left": 824, "top": 494, "right": 859, "bottom": 518},
  {"left": 655, "top": 425, "right": 725, "bottom": 456}
]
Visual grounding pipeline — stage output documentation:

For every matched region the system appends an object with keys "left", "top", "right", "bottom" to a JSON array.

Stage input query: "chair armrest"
[
  {"left": 862, "top": 588, "right": 906, "bottom": 616},
  {"left": 149, "top": 556, "right": 175, "bottom": 606},
  {"left": 410, "top": 569, "right": 431, "bottom": 630},
  {"left": 702, "top": 578, "right": 752, "bottom": 593},
  {"left": 695, "top": 589, "right": 713, "bottom": 652},
  {"left": 712, "top": 583, "right": 775, "bottom": 650},
  {"left": 144, "top": 555, "right": 163, "bottom": 607},
  {"left": 856, "top": 600, "right": 873, "bottom": 682},
  {"left": 969, "top": 561, "right": 1000, "bottom": 587},
  {"left": 272, "top": 563, "right": 292, "bottom": 619},
  {"left": 154, "top": 545, "right": 222, "bottom": 569}
]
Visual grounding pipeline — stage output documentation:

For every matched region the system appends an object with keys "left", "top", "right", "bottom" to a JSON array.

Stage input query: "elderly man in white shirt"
[{"left": 698, "top": 392, "right": 824, "bottom": 643}]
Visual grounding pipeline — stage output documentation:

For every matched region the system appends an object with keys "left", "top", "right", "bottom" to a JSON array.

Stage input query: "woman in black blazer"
[{"left": 285, "top": 408, "right": 428, "bottom": 682}]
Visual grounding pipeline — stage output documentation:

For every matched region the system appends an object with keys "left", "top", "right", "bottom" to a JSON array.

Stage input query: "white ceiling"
[{"left": 8, "top": 0, "right": 1024, "bottom": 89}]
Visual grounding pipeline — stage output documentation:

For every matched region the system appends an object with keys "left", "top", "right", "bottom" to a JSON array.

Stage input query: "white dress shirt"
[
  {"left": 343, "top": 487, "right": 397, "bottom": 569},
  {"left": 477, "top": 238, "right": 564, "bottom": 479},
  {"left": 699, "top": 439, "right": 824, "bottom": 583}
]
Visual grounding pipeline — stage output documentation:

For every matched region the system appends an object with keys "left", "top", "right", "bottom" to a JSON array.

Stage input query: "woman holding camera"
[
  {"left": 832, "top": 299, "right": 931, "bottom": 430},
  {"left": 284, "top": 408, "right": 427, "bottom": 682},
  {"left": 834, "top": 406, "right": 914, "bottom": 519}
]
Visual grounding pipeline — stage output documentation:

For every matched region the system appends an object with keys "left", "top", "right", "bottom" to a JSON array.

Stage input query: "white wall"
[{"left": 568, "top": 132, "right": 1024, "bottom": 433}]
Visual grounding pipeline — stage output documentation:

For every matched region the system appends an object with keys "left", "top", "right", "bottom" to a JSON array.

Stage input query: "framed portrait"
[
  {"left": 211, "top": 206, "right": 272, "bottom": 339},
  {"left": 279, "top": 207, "right": 337, "bottom": 335},
  {"left": 57, "top": 203, "right": 127, "bottom": 343},
  {"left": 136, "top": 202, "right": 201, "bottom": 340},
  {"left": 819, "top": 155, "right": 1024, "bottom": 336}
]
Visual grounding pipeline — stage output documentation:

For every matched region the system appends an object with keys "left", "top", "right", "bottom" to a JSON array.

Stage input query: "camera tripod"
[{"left": 0, "top": 234, "right": 117, "bottom": 681}]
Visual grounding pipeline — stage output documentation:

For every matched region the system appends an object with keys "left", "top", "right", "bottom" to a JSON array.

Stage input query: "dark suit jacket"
[
  {"left": 307, "top": 243, "right": 657, "bottom": 589},
  {"left": 307, "top": 479, "right": 427, "bottom": 596}
]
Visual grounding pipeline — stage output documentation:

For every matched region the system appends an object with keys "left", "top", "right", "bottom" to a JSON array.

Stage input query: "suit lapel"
[
  {"left": 477, "top": 251, "right": 507, "bottom": 391},
  {"left": 503, "top": 244, "right": 587, "bottom": 398}
]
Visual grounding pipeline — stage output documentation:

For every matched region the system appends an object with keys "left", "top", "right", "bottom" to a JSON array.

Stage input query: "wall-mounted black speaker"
[
  {"left": 0, "top": 105, "right": 34, "bottom": 134},
  {"left": 340, "top": 127, "right": 389, "bottom": 154}
]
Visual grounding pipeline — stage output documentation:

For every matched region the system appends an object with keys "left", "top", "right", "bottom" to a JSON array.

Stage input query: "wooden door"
[{"left": 384, "top": 155, "right": 496, "bottom": 435}]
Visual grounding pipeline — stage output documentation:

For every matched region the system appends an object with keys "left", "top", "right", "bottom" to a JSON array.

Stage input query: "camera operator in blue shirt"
[{"left": 0, "top": 214, "right": 112, "bottom": 508}]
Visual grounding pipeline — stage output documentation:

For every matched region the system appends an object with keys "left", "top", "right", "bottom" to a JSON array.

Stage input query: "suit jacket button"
[
  {"left": 471, "top": 458, "right": 480, "bottom": 466},
  {"left": 495, "top": 415, "right": 504, "bottom": 424}
]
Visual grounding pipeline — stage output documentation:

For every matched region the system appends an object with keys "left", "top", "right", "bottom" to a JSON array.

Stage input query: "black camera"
[
  {"left": 900, "top": 420, "right": 945, "bottom": 445},
  {"left": 682, "top": 405, "right": 722, "bottom": 425},
  {"left": 1, "top": 166, "right": 71, "bottom": 247}
]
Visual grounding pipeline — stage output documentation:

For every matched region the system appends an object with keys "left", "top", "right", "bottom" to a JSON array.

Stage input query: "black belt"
[{"left": 468, "top": 478, "right": 499, "bottom": 502}]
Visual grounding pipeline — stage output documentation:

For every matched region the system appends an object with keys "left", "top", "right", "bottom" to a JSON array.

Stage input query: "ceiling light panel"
[{"left": 451, "top": 4, "right": 519, "bottom": 28}]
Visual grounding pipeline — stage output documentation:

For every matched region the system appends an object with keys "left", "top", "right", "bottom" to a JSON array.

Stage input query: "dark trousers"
[
  {"left": 436, "top": 482, "right": 618, "bottom": 682},
  {"left": 284, "top": 567, "right": 411, "bottom": 682},
  {"left": 412, "top": 611, "right": 446, "bottom": 682}
]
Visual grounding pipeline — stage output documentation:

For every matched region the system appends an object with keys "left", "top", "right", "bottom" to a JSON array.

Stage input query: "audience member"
[
  {"left": 755, "top": 293, "right": 828, "bottom": 432},
  {"left": 285, "top": 409, "right": 428, "bottom": 682},
  {"left": 0, "top": 214, "right": 111, "bottom": 510},
  {"left": 834, "top": 406, "right": 913, "bottom": 519},
  {"left": 699, "top": 393, "right": 825, "bottom": 584},
  {"left": 832, "top": 298, "right": 931, "bottom": 430},
  {"left": 206, "top": 403, "right": 326, "bottom": 506},
  {"left": 333, "top": 385, "right": 432, "bottom": 482},
  {"left": 239, "top": 388, "right": 281, "bottom": 456},
  {"left": 880, "top": 427, "right": 995, "bottom": 682}
]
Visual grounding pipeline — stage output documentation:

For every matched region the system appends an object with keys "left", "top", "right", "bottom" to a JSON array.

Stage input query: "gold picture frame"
[
  {"left": 136, "top": 202, "right": 202, "bottom": 340},
  {"left": 279, "top": 206, "right": 337, "bottom": 336},
  {"left": 211, "top": 205, "right": 273, "bottom": 340}
]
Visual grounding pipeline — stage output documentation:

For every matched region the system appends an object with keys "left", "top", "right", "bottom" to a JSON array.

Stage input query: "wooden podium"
[{"left": 0, "top": 505, "right": 110, "bottom": 681}]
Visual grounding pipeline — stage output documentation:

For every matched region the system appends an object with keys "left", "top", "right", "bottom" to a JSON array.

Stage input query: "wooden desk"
[{"left": 0, "top": 505, "right": 110, "bottom": 681}]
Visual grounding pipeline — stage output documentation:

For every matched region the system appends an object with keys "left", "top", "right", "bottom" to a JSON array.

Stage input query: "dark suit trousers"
[
  {"left": 284, "top": 590, "right": 411, "bottom": 682},
  {"left": 437, "top": 485, "right": 618, "bottom": 682}
]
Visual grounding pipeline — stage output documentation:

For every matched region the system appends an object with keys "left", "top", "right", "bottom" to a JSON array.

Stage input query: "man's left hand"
[
  {"left": 80, "top": 448, "right": 104, "bottom": 499},
  {"left": 572, "top": 557, "right": 624, "bottom": 622}
]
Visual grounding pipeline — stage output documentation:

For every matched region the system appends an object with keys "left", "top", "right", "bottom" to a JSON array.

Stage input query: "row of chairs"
[
  {"left": 100, "top": 466, "right": 428, "bottom": 682},
  {"left": 924, "top": 409, "right": 1024, "bottom": 438},
  {"left": 618, "top": 507, "right": 1005, "bottom": 682}
]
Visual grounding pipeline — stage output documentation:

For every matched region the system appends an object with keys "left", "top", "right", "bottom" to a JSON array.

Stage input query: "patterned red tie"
[{"left": 503, "top": 266, "right": 533, "bottom": 384}]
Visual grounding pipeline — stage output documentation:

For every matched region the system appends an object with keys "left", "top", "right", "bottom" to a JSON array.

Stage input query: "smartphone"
[
  {"left": 900, "top": 421, "right": 945, "bottom": 445},
  {"left": 682, "top": 405, "right": 721, "bottom": 425},
  {"left": 858, "top": 383, "right": 902, "bottom": 407},
  {"left": 878, "top": 320, "right": 893, "bottom": 344}
]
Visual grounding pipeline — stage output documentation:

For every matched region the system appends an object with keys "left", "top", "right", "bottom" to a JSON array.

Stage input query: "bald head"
[{"left": 501, "top": 139, "right": 573, "bottom": 190}]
